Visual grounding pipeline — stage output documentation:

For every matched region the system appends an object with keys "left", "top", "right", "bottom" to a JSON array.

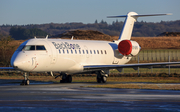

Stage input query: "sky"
[{"left": 0, "top": 0, "right": 180, "bottom": 25}]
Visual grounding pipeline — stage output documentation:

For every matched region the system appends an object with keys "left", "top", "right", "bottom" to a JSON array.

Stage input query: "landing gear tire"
[
  {"left": 96, "top": 71, "right": 108, "bottom": 83},
  {"left": 20, "top": 79, "right": 30, "bottom": 85},
  {"left": 97, "top": 77, "right": 101, "bottom": 83},
  {"left": 60, "top": 80, "right": 65, "bottom": 83},
  {"left": 66, "top": 75, "right": 72, "bottom": 83},
  {"left": 101, "top": 76, "right": 107, "bottom": 83},
  {"left": 26, "top": 79, "right": 30, "bottom": 85},
  {"left": 60, "top": 73, "right": 72, "bottom": 83},
  {"left": 20, "top": 72, "right": 30, "bottom": 85}
]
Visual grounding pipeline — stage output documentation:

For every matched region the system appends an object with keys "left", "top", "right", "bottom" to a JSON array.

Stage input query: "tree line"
[
  {"left": 0, "top": 20, "right": 180, "bottom": 40},
  {"left": 9, "top": 27, "right": 48, "bottom": 40}
]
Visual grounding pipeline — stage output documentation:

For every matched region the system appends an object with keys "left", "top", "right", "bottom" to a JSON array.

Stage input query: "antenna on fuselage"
[
  {"left": 46, "top": 35, "right": 48, "bottom": 39},
  {"left": 71, "top": 36, "right": 74, "bottom": 40}
]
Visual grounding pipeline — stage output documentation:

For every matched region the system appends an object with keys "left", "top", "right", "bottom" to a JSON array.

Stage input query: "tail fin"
[{"left": 108, "top": 12, "right": 171, "bottom": 42}]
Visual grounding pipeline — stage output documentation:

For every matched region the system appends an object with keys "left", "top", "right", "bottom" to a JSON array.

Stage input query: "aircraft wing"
[
  {"left": 0, "top": 67, "right": 15, "bottom": 70},
  {"left": 84, "top": 62, "right": 180, "bottom": 71}
]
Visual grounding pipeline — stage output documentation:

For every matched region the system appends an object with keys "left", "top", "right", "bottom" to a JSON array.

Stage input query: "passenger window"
[
  {"left": 94, "top": 50, "right": 96, "bottom": 54},
  {"left": 71, "top": 50, "right": 73, "bottom": 54},
  {"left": 101, "top": 50, "right": 103, "bottom": 54},
  {"left": 36, "top": 45, "right": 46, "bottom": 50},
  {"left": 67, "top": 50, "right": 69, "bottom": 54},
  {"left": 104, "top": 50, "right": 107, "bottom": 54},
  {"left": 75, "top": 50, "right": 77, "bottom": 54},
  {"left": 63, "top": 50, "right": 65, "bottom": 54},
  {"left": 82, "top": 50, "right": 85, "bottom": 54},
  {"left": 59, "top": 50, "right": 61, "bottom": 54},
  {"left": 97, "top": 50, "right": 99, "bottom": 54},
  {"left": 90, "top": 50, "right": 92, "bottom": 54},
  {"left": 79, "top": 50, "right": 81, "bottom": 54},
  {"left": 86, "top": 50, "right": 88, "bottom": 54}
]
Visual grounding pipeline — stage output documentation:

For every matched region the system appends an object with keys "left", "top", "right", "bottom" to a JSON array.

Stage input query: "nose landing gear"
[{"left": 20, "top": 72, "right": 30, "bottom": 85}]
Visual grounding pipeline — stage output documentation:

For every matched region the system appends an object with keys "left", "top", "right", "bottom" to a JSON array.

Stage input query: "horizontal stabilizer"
[{"left": 107, "top": 13, "right": 172, "bottom": 18}]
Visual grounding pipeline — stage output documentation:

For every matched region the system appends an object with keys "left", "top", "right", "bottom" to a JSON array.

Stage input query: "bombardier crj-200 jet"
[{"left": 1, "top": 12, "right": 180, "bottom": 85}]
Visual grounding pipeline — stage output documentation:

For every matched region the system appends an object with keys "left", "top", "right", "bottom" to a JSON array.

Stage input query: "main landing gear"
[
  {"left": 59, "top": 73, "right": 72, "bottom": 83},
  {"left": 96, "top": 71, "right": 108, "bottom": 83},
  {"left": 20, "top": 72, "right": 30, "bottom": 85}
]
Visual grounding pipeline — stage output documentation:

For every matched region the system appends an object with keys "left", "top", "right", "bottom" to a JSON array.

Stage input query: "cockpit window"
[
  {"left": 36, "top": 45, "right": 46, "bottom": 50},
  {"left": 23, "top": 45, "right": 35, "bottom": 50},
  {"left": 22, "top": 45, "right": 46, "bottom": 51}
]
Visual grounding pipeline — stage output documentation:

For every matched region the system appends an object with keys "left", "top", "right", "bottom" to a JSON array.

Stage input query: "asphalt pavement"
[{"left": 0, "top": 80, "right": 180, "bottom": 112}]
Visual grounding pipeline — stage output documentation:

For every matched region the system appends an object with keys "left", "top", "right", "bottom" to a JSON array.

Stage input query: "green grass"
[
  {"left": 1, "top": 74, "right": 180, "bottom": 90},
  {"left": 0, "top": 75, "right": 180, "bottom": 83},
  {"left": 110, "top": 68, "right": 180, "bottom": 74}
]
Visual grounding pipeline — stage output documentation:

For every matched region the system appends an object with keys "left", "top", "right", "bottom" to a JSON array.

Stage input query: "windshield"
[
  {"left": 22, "top": 45, "right": 46, "bottom": 51},
  {"left": 23, "top": 45, "right": 35, "bottom": 50},
  {"left": 36, "top": 45, "right": 46, "bottom": 50}
]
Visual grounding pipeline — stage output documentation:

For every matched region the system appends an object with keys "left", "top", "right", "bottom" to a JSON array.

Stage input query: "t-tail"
[
  {"left": 108, "top": 12, "right": 171, "bottom": 42},
  {"left": 108, "top": 12, "right": 171, "bottom": 56}
]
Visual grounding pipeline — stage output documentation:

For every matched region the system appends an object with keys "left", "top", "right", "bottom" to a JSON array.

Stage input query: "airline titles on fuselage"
[{"left": 52, "top": 42, "right": 81, "bottom": 50}]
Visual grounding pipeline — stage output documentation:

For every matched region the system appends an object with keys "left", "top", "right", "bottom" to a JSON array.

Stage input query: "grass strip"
[
  {"left": 0, "top": 76, "right": 180, "bottom": 90},
  {"left": 0, "top": 76, "right": 180, "bottom": 83}
]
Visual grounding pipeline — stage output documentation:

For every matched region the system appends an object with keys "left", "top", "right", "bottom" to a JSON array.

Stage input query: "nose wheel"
[{"left": 20, "top": 72, "right": 30, "bottom": 85}]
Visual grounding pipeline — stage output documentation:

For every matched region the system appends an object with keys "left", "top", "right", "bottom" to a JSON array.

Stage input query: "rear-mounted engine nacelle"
[{"left": 118, "top": 40, "right": 140, "bottom": 56}]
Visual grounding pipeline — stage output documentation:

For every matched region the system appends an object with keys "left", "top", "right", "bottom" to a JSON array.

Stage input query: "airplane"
[{"left": 1, "top": 12, "right": 180, "bottom": 85}]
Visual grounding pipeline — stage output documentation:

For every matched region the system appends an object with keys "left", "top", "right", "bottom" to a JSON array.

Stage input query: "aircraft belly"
[{"left": 117, "top": 56, "right": 132, "bottom": 65}]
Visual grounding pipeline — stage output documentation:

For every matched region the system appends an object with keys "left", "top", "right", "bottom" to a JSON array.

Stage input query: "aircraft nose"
[
  {"left": 10, "top": 52, "right": 27, "bottom": 70},
  {"left": 12, "top": 60, "right": 20, "bottom": 69},
  {"left": 11, "top": 58, "right": 30, "bottom": 71},
  {"left": 11, "top": 51, "right": 20, "bottom": 68}
]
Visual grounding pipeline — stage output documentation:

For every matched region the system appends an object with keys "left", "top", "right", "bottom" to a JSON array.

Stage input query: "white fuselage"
[{"left": 11, "top": 38, "right": 131, "bottom": 73}]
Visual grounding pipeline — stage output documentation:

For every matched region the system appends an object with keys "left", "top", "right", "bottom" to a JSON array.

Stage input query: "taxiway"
[{"left": 0, "top": 80, "right": 180, "bottom": 112}]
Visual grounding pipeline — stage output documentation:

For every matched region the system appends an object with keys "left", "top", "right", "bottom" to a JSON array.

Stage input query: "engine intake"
[{"left": 118, "top": 40, "right": 140, "bottom": 56}]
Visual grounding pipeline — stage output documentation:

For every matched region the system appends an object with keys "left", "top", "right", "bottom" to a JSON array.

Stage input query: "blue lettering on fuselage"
[{"left": 52, "top": 42, "right": 81, "bottom": 50}]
